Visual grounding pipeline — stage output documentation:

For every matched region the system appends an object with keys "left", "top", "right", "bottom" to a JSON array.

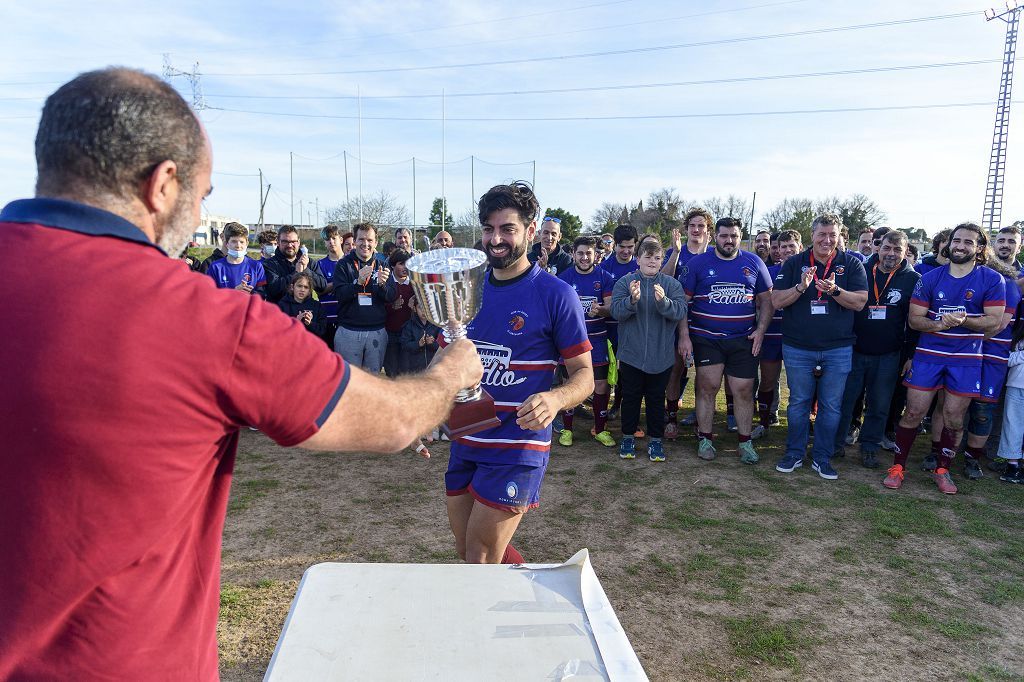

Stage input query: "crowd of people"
[{"left": 194, "top": 208, "right": 1024, "bottom": 494}]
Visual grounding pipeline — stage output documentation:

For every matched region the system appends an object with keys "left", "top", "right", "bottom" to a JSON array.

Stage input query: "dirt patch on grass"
[{"left": 220, "top": 400, "right": 1024, "bottom": 681}]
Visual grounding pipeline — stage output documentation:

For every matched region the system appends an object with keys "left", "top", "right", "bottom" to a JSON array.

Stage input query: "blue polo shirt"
[{"left": 775, "top": 247, "right": 868, "bottom": 351}]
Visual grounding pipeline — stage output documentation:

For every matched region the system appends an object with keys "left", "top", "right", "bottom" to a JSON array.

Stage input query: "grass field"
[{"left": 218, "top": 385, "right": 1024, "bottom": 681}]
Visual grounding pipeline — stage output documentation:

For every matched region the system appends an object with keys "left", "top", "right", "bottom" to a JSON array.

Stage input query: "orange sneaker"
[
  {"left": 883, "top": 464, "right": 904, "bottom": 489},
  {"left": 933, "top": 467, "right": 958, "bottom": 495}
]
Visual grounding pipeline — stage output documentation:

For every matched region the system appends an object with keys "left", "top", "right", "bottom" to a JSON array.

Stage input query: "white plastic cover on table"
[{"left": 263, "top": 549, "right": 647, "bottom": 681}]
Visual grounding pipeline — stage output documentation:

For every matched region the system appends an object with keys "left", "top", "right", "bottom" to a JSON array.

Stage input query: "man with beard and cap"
[
  {"left": 772, "top": 213, "right": 869, "bottom": 480},
  {"left": 833, "top": 231, "right": 920, "bottom": 469},
  {"left": 441, "top": 182, "right": 593, "bottom": 565},
  {"left": 884, "top": 223, "right": 1006, "bottom": 495},
  {"left": 677, "top": 217, "right": 773, "bottom": 464},
  {"left": 527, "top": 215, "right": 573, "bottom": 275},
  {"left": 264, "top": 224, "right": 327, "bottom": 303},
  {"left": 0, "top": 67, "right": 484, "bottom": 679}
]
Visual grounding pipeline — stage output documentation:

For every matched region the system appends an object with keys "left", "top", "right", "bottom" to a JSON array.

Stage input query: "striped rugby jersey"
[
  {"left": 983, "top": 271, "right": 1022, "bottom": 365},
  {"left": 764, "top": 263, "right": 784, "bottom": 344},
  {"left": 448, "top": 264, "right": 591, "bottom": 466},
  {"left": 206, "top": 256, "right": 266, "bottom": 292},
  {"left": 314, "top": 257, "right": 341, "bottom": 321},
  {"left": 558, "top": 266, "right": 615, "bottom": 364},
  {"left": 599, "top": 256, "right": 638, "bottom": 334},
  {"left": 681, "top": 249, "right": 773, "bottom": 340},
  {"left": 912, "top": 264, "right": 1006, "bottom": 365}
]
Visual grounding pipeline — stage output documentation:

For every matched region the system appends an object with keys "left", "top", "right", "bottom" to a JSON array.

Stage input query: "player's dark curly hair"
[
  {"left": 940, "top": 222, "right": 988, "bottom": 265},
  {"left": 478, "top": 181, "right": 539, "bottom": 226}
]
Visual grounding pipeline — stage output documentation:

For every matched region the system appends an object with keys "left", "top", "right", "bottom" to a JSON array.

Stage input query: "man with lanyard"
[
  {"left": 833, "top": 231, "right": 919, "bottom": 469},
  {"left": 772, "top": 214, "right": 868, "bottom": 480},
  {"left": 557, "top": 236, "right": 617, "bottom": 448},
  {"left": 678, "top": 217, "right": 773, "bottom": 464},
  {"left": 884, "top": 222, "right": 1006, "bottom": 494},
  {"left": 757, "top": 229, "right": 802, "bottom": 433},
  {"left": 661, "top": 207, "right": 714, "bottom": 438},
  {"left": 264, "top": 225, "right": 327, "bottom": 303},
  {"left": 443, "top": 182, "right": 593, "bottom": 564},
  {"left": 527, "top": 216, "right": 573, "bottom": 275},
  {"left": 332, "top": 222, "right": 394, "bottom": 373},
  {"left": 599, "top": 223, "right": 640, "bottom": 420}
]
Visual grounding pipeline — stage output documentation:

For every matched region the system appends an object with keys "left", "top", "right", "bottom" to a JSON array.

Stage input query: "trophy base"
[{"left": 442, "top": 389, "right": 502, "bottom": 440}]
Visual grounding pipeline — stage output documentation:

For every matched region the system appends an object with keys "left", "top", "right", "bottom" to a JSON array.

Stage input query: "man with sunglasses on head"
[
  {"left": 598, "top": 233, "right": 615, "bottom": 263},
  {"left": 527, "top": 215, "right": 573, "bottom": 275}
]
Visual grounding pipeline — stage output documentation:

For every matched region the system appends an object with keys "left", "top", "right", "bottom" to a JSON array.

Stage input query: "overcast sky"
[{"left": 1, "top": 0, "right": 1020, "bottom": 235}]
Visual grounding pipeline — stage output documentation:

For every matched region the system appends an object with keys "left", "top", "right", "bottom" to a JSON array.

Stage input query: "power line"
[
  {"left": 207, "top": 99, "right": 1021, "bottom": 122},
  {"left": 201, "top": 11, "right": 978, "bottom": 77},
  {"left": 200, "top": 0, "right": 807, "bottom": 68},
  {"left": 200, "top": 59, "right": 998, "bottom": 102}
]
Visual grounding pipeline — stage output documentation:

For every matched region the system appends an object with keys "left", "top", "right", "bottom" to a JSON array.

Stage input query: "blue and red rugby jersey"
[
  {"left": 911, "top": 264, "right": 1006, "bottom": 365},
  {"left": 982, "top": 271, "right": 1021, "bottom": 366},
  {"left": 663, "top": 243, "right": 713, "bottom": 279},
  {"left": 681, "top": 249, "right": 773, "bottom": 340},
  {"left": 445, "top": 264, "right": 591, "bottom": 467},
  {"left": 206, "top": 256, "right": 266, "bottom": 292},
  {"left": 558, "top": 266, "right": 614, "bottom": 365},
  {"left": 314, "top": 257, "right": 341, "bottom": 323},
  {"left": 599, "top": 256, "right": 638, "bottom": 341}
]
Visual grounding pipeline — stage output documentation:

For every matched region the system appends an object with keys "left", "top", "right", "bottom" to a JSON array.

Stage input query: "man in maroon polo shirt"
[{"left": 0, "top": 68, "right": 482, "bottom": 680}]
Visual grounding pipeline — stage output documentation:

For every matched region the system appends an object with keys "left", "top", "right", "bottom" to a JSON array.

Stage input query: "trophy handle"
[{"left": 455, "top": 383, "right": 482, "bottom": 403}]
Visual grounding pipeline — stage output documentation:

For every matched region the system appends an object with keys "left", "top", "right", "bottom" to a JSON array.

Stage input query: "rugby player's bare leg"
[
  {"left": 695, "top": 364, "right": 725, "bottom": 436},
  {"left": 726, "top": 375, "right": 755, "bottom": 436},
  {"left": 464, "top": 502, "right": 526, "bottom": 564},
  {"left": 446, "top": 494, "right": 476, "bottom": 561},
  {"left": 938, "top": 391, "right": 973, "bottom": 461}
]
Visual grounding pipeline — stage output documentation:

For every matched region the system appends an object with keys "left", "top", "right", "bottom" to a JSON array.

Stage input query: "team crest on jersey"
[
  {"left": 593, "top": 281, "right": 603, "bottom": 291},
  {"left": 834, "top": 265, "right": 845, "bottom": 275},
  {"left": 964, "top": 289, "right": 975, "bottom": 300},
  {"left": 508, "top": 312, "right": 528, "bottom": 335},
  {"left": 885, "top": 289, "right": 902, "bottom": 304},
  {"left": 741, "top": 266, "right": 756, "bottom": 284},
  {"left": 473, "top": 340, "right": 528, "bottom": 388}
]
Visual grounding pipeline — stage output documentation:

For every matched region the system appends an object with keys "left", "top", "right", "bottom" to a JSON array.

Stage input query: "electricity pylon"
[{"left": 982, "top": 1, "right": 1022, "bottom": 231}]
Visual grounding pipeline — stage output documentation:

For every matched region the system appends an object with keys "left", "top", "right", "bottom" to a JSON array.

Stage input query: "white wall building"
[{"left": 195, "top": 213, "right": 244, "bottom": 245}]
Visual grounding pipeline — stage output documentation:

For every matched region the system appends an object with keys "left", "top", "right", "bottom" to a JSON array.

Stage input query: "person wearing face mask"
[
  {"left": 264, "top": 225, "right": 326, "bottom": 303},
  {"left": 257, "top": 229, "right": 277, "bottom": 260},
  {"left": 205, "top": 222, "right": 266, "bottom": 298},
  {"left": 610, "top": 236, "right": 687, "bottom": 462},
  {"left": 198, "top": 230, "right": 228, "bottom": 274},
  {"left": 832, "top": 230, "right": 919, "bottom": 469}
]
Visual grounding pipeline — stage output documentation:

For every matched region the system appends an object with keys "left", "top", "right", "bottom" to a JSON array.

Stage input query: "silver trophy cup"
[{"left": 407, "top": 247, "right": 489, "bottom": 403}]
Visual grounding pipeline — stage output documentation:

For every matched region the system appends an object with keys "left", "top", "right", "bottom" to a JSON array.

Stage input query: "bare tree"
[
  {"left": 324, "top": 190, "right": 410, "bottom": 229},
  {"left": 703, "top": 195, "right": 752, "bottom": 224},
  {"left": 758, "top": 197, "right": 815, "bottom": 232},
  {"left": 590, "top": 202, "right": 626, "bottom": 232}
]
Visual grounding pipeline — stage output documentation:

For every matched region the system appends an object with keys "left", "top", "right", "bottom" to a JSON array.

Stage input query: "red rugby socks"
[{"left": 501, "top": 544, "right": 524, "bottom": 564}]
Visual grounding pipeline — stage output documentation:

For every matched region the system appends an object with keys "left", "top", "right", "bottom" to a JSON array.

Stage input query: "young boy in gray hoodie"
[{"left": 611, "top": 236, "right": 687, "bottom": 461}]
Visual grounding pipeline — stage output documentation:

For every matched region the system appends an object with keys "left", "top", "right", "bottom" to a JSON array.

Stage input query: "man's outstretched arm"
[{"left": 299, "top": 339, "right": 483, "bottom": 452}]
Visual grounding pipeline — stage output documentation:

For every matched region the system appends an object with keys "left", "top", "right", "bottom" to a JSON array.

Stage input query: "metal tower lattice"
[
  {"left": 983, "top": 2, "right": 1022, "bottom": 232},
  {"left": 161, "top": 54, "right": 206, "bottom": 111}
]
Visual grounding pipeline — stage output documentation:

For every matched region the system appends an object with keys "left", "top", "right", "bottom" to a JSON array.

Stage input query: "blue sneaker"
[
  {"left": 775, "top": 454, "right": 804, "bottom": 473},
  {"left": 648, "top": 438, "right": 665, "bottom": 462},
  {"left": 812, "top": 460, "right": 839, "bottom": 480},
  {"left": 681, "top": 412, "right": 697, "bottom": 426},
  {"left": 727, "top": 414, "right": 738, "bottom": 432},
  {"left": 619, "top": 435, "right": 636, "bottom": 460},
  {"left": 552, "top": 415, "right": 564, "bottom": 432}
]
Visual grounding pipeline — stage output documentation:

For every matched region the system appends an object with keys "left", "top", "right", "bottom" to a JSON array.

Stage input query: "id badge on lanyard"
[
  {"left": 810, "top": 299, "right": 828, "bottom": 315},
  {"left": 869, "top": 306, "right": 886, "bottom": 320}
]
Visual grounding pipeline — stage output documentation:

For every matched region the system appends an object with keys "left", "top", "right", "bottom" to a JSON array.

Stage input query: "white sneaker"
[
  {"left": 880, "top": 435, "right": 896, "bottom": 451},
  {"left": 441, "top": 433, "right": 450, "bottom": 441}
]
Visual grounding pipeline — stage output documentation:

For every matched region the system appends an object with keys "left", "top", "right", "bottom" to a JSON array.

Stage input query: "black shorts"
[
  {"left": 558, "top": 363, "right": 609, "bottom": 382},
  {"left": 692, "top": 335, "right": 758, "bottom": 380}
]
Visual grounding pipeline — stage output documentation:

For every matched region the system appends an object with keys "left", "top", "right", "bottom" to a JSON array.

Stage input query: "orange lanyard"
[
  {"left": 871, "top": 265, "right": 897, "bottom": 305},
  {"left": 809, "top": 250, "right": 835, "bottom": 301}
]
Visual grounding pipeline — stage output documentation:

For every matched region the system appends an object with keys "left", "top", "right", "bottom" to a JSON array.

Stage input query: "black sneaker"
[
  {"left": 1000, "top": 463, "right": 1023, "bottom": 484},
  {"left": 988, "top": 457, "right": 1008, "bottom": 473},
  {"left": 964, "top": 457, "right": 984, "bottom": 481},
  {"left": 834, "top": 445, "right": 846, "bottom": 459},
  {"left": 862, "top": 451, "right": 879, "bottom": 469},
  {"left": 921, "top": 454, "right": 938, "bottom": 472}
]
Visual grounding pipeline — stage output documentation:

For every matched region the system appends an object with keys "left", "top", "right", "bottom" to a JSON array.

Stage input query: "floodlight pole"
[
  {"left": 983, "top": 1, "right": 1022, "bottom": 232},
  {"left": 289, "top": 152, "right": 294, "bottom": 224}
]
